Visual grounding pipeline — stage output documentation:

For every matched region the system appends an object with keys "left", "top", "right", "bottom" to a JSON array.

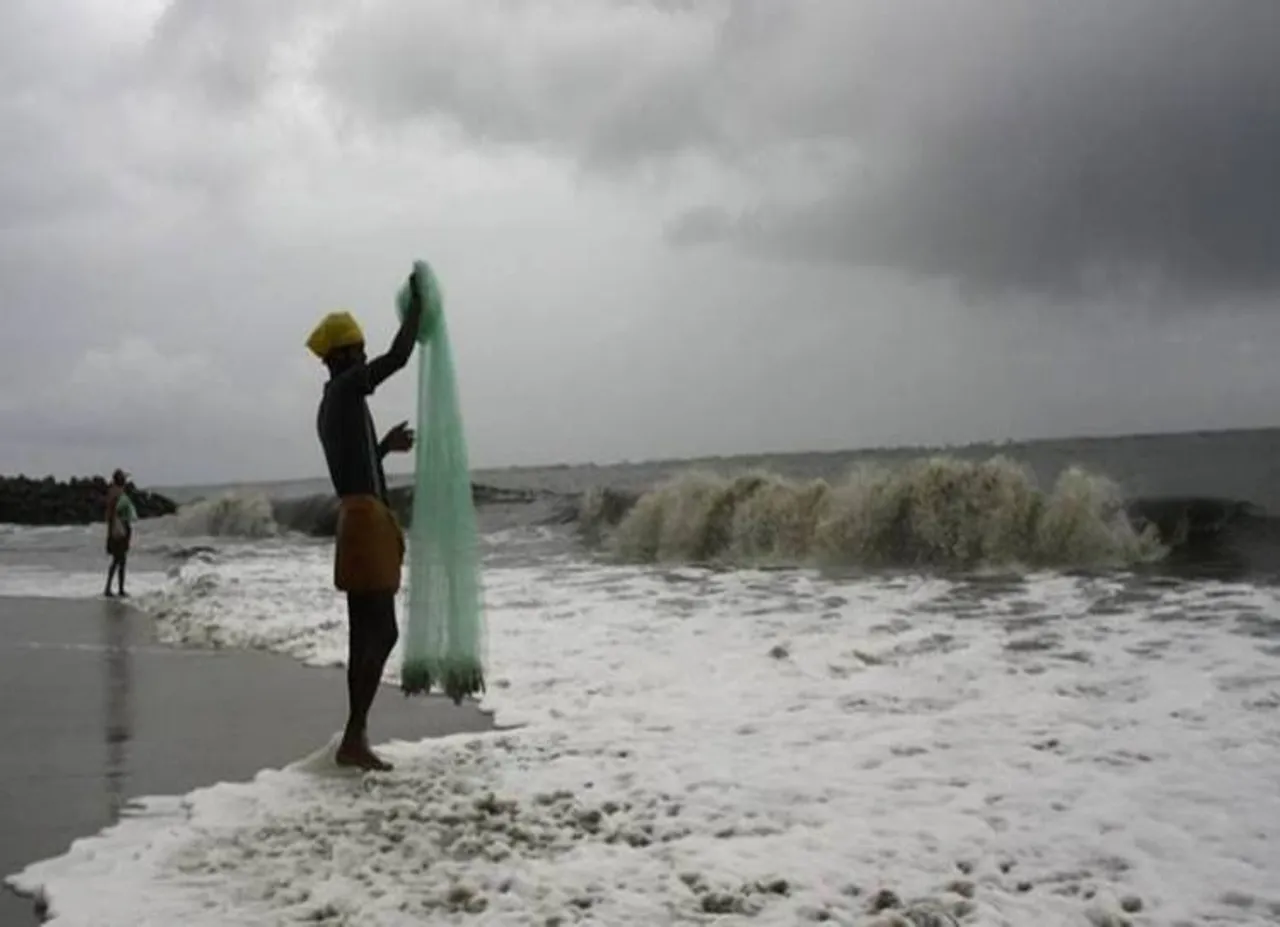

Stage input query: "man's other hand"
[{"left": 383, "top": 421, "right": 415, "bottom": 453}]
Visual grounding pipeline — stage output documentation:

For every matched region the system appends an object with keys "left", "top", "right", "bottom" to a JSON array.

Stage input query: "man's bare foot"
[{"left": 335, "top": 742, "right": 394, "bottom": 771}]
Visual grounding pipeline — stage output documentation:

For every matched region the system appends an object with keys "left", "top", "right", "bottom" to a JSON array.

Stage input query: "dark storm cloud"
[
  {"left": 689, "top": 2, "right": 1280, "bottom": 301},
  {"left": 319, "top": 0, "right": 1280, "bottom": 300},
  {"left": 5, "top": 0, "right": 1279, "bottom": 482}
]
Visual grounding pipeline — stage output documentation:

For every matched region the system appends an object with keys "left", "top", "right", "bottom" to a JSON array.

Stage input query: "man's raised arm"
[{"left": 366, "top": 274, "right": 425, "bottom": 390}]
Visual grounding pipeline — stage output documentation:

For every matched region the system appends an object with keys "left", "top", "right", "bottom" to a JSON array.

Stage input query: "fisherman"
[
  {"left": 103, "top": 469, "right": 135, "bottom": 597},
  {"left": 306, "top": 277, "right": 424, "bottom": 771}
]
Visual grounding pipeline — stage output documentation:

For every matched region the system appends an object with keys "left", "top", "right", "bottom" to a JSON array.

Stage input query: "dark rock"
[
  {"left": 699, "top": 893, "right": 740, "bottom": 915},
  {"left": 0, "top": 474, "right": 178, "bottom": 526},
  {"left": 869, "top": 889, "right": 903, "bottom": 913}
]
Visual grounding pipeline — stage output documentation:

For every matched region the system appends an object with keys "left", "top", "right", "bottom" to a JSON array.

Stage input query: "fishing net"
[
  {"left": 395, "top": 260, "right": 487, "bottom": 703},
  {"left": 115, "top": 492, "right": 136, "bottom": 527}
]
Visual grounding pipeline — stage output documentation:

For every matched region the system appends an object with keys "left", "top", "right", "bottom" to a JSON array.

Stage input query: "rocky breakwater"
[{"left": 0, "top": 474, "right": 178, "bottom": 526}]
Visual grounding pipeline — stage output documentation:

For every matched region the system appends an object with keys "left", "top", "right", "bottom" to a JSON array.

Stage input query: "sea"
[{"left": 3, "top": 428, "right": 1279, "bottom": 926}]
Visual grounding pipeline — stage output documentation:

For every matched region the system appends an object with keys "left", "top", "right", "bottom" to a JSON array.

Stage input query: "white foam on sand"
[
  {"left": 0, "top": 566, "right": 170, "bottom": 600},
  {"left": 9, "top": 543, "right": 1280, "bottom": 925}
]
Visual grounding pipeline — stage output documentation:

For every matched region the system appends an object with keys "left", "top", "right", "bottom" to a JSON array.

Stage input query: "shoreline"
[{"left": 0, "top": 594, "right": 493, "bottom": 924}]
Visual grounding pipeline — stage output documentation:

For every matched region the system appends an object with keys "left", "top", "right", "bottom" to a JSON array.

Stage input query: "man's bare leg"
[
  {"left": 104, "top": 557, "right": 120, "bottom": 597},
  {"left": 337, "top": 591, "right": 399, "bottom": 771}
]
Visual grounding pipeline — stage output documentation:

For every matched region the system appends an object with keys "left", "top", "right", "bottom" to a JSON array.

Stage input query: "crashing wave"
[
  {"left": 170, "top": 493, "right": 280, "bottom": 539},
  {"left": 585, "top": 456, "right": 1168, "bottom": 570},
  {"left": 179, "top": 483, "right": 551, "bottom": 539}
]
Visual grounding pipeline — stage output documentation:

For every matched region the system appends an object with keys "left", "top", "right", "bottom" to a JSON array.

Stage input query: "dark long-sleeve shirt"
[{"left": 316, "top": 350, "right": 411, "bottom": 504}]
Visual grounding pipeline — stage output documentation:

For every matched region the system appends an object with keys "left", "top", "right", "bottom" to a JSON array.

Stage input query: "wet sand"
[{"left": 0, "top": 595, "right": 493, "bottom": 924}]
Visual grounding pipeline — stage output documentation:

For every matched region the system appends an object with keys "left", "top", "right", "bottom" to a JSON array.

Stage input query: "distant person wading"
[
  {"left": 306, "top": 276, "right": 424, "bottom": 772},
  {"left": 103, "top": 469, "right": 135, "bottom": 597}
]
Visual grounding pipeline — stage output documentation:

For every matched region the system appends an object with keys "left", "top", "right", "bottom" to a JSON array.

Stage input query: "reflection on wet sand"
[{"left": 102, "top": 604, "right": 132, "bottom": 822}]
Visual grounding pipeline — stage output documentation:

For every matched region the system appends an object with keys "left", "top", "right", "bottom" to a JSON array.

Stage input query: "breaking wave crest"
[
  {"left": 145, "top": 459, "right": 1272, "bottom": 576},
  {"left": 166, "top": 483, "right": 551, "bottom": 541},
  {"left": 170, "top": 493, "right": 280, "bottom": 539},
  {"left": 589, "top": 456, "right": 1167, "bottom": 570}
]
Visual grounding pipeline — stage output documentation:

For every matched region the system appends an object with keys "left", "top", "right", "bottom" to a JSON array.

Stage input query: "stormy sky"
[{"left": 2, "top": 0, "right": 1278, "bottom": 485}]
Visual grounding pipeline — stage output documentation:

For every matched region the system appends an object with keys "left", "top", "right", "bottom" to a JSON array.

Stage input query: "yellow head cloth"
[{"left": 306, "top": 311, "right": 365, "bottom": 360}]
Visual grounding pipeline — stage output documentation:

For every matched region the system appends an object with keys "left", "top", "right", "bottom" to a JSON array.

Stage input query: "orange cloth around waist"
[{"left": 334, "top": 494, "right": 405, "bottom": 594}]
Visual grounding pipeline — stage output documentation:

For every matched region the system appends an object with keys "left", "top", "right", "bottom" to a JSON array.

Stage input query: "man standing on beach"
[
  {"left": 103, "top": 469, "right": 134, "bottom": 597},
  {"left": 306, "top": 278, "right": 424, "bottom": 771}
]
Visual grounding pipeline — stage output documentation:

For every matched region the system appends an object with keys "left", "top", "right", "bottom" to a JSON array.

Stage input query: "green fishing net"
[
  {"left": 116, "top": 492, "right": 136, "bottom": 526},
  {"left": 395, "top": 261, "right": 487, "bottom": 704}
]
